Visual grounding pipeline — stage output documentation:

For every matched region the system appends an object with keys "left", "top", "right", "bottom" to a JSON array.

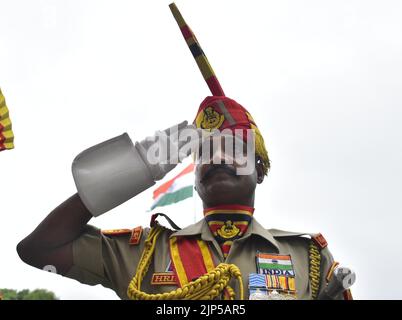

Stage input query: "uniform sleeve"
[
  {"left": 318, "top": 246, "right": 348, "bottom": 300},
  {"left": 65, "top": 224, "right": 149, "bottom": 294},
  {"left": 65, "top": 225, "right": 110, "bottom": 288}
]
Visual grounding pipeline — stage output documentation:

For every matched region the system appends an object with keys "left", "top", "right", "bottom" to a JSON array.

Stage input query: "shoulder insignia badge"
[
  {"left": 102, "top": 229, "right": 132, "bottom": 236},
  {"left": 312, "top": 233, "right": 328, "bottom": 249},
  {"left": 129, "top": 226, "right": 143, "bottom": 245}
]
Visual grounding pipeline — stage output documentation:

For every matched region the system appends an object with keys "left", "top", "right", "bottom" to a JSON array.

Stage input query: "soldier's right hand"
[{"left": 136, "top": 120, "right": 201, "bottom": 181}]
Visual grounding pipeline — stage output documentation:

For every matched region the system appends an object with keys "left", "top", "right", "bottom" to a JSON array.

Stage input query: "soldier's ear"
[{"left": 256, "top": 157, "right": 265, "bottom": 184}]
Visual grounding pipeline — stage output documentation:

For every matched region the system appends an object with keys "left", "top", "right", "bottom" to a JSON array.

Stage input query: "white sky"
[{"left": 1, "top": 0, "right": 401, "bottom": 299}]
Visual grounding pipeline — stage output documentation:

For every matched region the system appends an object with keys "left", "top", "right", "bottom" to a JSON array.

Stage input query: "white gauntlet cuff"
[{"left": 72, "top": 133, "right": 155, "bottom": 217}]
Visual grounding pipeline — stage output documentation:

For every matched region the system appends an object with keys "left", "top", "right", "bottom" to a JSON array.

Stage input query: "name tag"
[{"left": 151, "top": 272, "right": 178, "bottom": 286}]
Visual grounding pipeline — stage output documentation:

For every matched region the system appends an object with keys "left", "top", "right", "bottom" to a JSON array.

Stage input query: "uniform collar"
[
  {"left": 170, "top": 216, "right": 280, "bottom": 252},
  {"left": 203, "top": 204, "right": 255, "bottom": 217}
]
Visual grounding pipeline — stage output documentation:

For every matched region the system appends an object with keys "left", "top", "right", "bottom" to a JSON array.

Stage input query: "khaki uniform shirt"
[{"left": 66, "top": 217, "right": 342, "bottom": 300}]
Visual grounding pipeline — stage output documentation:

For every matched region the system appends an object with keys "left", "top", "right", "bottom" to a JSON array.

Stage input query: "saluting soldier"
[{"left": 17, "top": 3, "right": 354, "bottom": 300}]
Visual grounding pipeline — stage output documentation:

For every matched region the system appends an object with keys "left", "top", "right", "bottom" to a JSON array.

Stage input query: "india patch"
[{"left": 256, "top": 252, "right": 295, "bottom": 277}]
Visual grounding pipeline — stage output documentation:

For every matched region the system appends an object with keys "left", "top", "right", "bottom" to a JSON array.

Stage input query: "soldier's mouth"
[{"left": 201, "top": 164, "right": 237, "bottom": 182}]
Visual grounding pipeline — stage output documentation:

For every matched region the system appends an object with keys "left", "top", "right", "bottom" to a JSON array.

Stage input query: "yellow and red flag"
[{"left": 0, "top": 88, "right": 14, "bottom": 152}]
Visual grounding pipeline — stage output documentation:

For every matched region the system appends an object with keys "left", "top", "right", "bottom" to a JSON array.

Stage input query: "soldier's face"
[{"left": 194, "top": 135, "right": 264, "bottom": 207}]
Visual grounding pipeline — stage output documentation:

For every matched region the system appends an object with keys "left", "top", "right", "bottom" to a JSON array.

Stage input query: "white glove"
[
  {"left": 135, "top": 120, "right": 199, "bottom": 181},
  {"left": 317, "top": 266, "right": 356, "bottom": 300},
  {"left": 72, "top": 120, "right": 200, "bottom": 217}
]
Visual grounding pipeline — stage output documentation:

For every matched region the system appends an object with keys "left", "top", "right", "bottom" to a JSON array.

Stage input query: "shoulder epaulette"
[
  {"left": 102, "top": 228, "right": 132, "bottom": 236},
  {"left": 269, "top": 229, "right": 328, "bottom": 250},
  {"left": 269, "top": 229, "right": 308, "bottom": 237},
  {"left": 101, "top": 226, "right": 144, "bottom": 246}
]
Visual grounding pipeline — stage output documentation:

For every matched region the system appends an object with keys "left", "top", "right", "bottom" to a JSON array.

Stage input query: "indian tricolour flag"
[
  {"left": 150, "top": 163, "right": 195, "bottom": 210},
  {"left": 256, "top": 253, "right": 295, "bottom": 276}
]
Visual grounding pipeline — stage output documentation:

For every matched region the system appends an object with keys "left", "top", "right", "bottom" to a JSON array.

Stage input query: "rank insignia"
[
  {"left": 312, "top": 233, "right": 328, "bottom": 249},
  {"left": 129, "top": 226, "right": 143, "bottom": 245},
  {"left": 256, "top": 252, "right": 296, "bottom": 277},
  {"left": 151, "top": 272, "right": 178, "bottom": 286}
]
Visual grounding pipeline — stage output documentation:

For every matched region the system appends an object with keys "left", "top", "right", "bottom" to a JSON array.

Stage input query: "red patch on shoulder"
[
  {"left": 129, "top": 226, "right": 143, "bottom": 245},
  {"left": 312, "top": 233, "right": 328, "bottom": 249}
]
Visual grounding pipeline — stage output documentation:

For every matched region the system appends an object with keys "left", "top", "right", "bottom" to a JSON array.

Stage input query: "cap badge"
[{"left": 200, "top": 106, "right": 225, "bottom": 130}]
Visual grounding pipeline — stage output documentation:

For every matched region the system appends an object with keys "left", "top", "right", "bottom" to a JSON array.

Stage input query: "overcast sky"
[{"left": 1, "top": 0, "right": 401, "bottom": 299}]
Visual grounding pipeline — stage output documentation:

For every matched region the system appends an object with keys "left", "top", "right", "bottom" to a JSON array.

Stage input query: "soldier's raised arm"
[
  {"left": 17, "top": 193, "right": 92, "bottom": 274},
  {"left": 17, "top": 121, "right": 200, "bottom": 276}
]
